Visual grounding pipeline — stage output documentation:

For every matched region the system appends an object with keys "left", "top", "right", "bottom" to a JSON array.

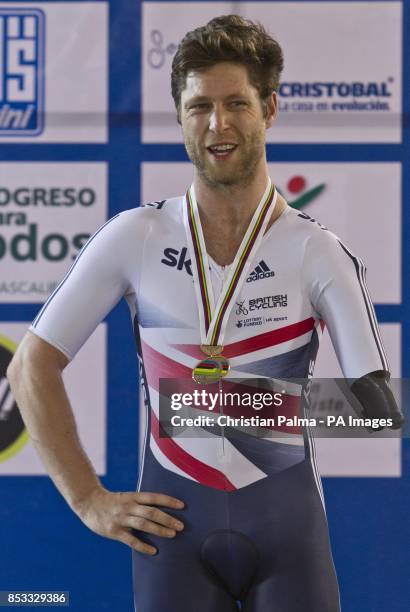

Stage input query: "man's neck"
[
  {"left": 193, "top": 168, "right": 270, "bottom": 230},
  {"left": 192, "top": 166, "right": 287, "bottom": 267}
]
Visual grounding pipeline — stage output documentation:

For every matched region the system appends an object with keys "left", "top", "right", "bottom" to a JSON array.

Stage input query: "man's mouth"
[{"left": 206, "top": 143, "right": 238, "bottom": 158}]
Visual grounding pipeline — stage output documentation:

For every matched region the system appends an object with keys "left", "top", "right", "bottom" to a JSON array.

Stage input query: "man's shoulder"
[
  {"left": 284, "top": 206, "right": 340, "bottom": 246},
  {"left": 140, "top": 196, "right": 182, "bottom": 216},
  {"left": 140, "top": 196, "right": 180, "bottom": 211},
  {"left": 111, "top": 196, "right": 182, "bottom": 231},
  {"left": 278, "top": 206, "right": 355, "bottom": 268},
  {"left": 285, "top": 206, "right": 327, "bottom": 232}
]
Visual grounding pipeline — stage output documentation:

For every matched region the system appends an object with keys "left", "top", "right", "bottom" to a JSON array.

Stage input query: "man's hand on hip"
[{"left": 77, "top": 489, "right": 185, "bottom": 555}]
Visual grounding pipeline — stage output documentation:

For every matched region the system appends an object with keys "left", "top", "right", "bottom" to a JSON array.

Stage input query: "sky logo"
[{"left": 0, "top": 9, "right": 45, "bottom": 136}]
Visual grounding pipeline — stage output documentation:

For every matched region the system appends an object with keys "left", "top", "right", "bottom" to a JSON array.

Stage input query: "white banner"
[
  {"left": 0, "top": 162, "right": 107, "bottom": 303},
  {"left": 0, "top": 2, "right": 108, "bottom": 142},
  {"left": 0, "top": 322, "right": 107, "bottom": 475},
  {"left": 314, "top": 323, "right": 401, "bottom": 477},
  {"left": 142, "top": 1, "right": 401, "bottom": 143}
]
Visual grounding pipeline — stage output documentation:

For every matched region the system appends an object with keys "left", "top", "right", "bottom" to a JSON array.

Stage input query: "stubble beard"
[{"left": 185, "top": 130, "right": 266, "bottom": 192}]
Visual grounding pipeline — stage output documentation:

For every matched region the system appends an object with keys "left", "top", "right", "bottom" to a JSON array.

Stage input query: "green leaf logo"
[{"left": 277, "top": 176, "right": 326, "bottom": 210}]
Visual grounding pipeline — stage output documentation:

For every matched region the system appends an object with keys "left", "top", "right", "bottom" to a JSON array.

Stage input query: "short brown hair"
[{"left": 171, "top": 14, "right": 284, "bottom": 117}]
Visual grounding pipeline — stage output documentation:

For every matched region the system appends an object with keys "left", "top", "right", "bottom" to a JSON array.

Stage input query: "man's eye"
[
  {"left": 190, "top": 103, "right": 209, "bottom": 110},
  {"left": 230, "top": 100, "right": 247, "bottom": 108}
]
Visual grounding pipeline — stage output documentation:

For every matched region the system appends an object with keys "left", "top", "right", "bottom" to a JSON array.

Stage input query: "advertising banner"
[
  {"left": 0, "top": 162, "right": 107, "bottom": 303},
  {"left": 0, "top": 2, "right": 108, "bottom": 142},
  {"left": 0, "top": 322, "right": 107, "bottom": 475},
  {"left": 314, "top": 323, "right": 401, "bottom": 477},
  {"left": 142, "top": 1, "right": 402, "bottom": 143}
]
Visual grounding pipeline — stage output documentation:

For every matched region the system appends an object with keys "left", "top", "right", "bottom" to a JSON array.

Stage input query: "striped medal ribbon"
[{"left": 183, "top": 179, "right": 277, "bottom": 384}]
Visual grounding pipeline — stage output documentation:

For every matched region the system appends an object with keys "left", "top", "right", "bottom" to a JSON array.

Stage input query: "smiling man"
[
  {"left": 179, "top": 58, "right": 288, "bottom": 266},
  {"left": 7, "top": 14, "right": 403, "bottom": 612},
  {"left": 181, "top": 63, "right": 269, "bottom": 189}
]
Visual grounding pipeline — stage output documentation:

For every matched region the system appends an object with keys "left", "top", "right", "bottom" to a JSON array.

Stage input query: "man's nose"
[{"left": 209, "top": 105, "right": 229, "bottom": 133}]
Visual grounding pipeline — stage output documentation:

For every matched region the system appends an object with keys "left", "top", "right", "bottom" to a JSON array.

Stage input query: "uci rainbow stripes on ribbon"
[{"left": 183, "top": 179, "right": 277, "bottom": 383}]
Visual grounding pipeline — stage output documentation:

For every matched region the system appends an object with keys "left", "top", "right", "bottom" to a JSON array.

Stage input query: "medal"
[
  {"left": 192, "top": 345, "right": 229, "bottom": 385},
  {"left": 200, "top": 344, "right": 224, "bottom": 356},
  {"left": 192, "top": 354, "right": 230, "bottom": 385},
  {"left": 183, "top": 179, "right": 277, "bottom": 385}
]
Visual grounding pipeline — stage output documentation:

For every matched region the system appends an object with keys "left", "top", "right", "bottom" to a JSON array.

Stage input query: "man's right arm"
[
  {"left": 7, "top": 331, "right": 102, "bottom": 515},
  {"left": 7, "top": 209, "right": 186, "bottom": 554},
  {"left": 7, "top": 331, "right": 184, "bottom": 555}
]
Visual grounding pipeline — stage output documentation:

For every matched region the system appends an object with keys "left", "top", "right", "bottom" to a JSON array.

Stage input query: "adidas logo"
[{"left": 246, "top": 260, "right": 275, "bottom": 283}]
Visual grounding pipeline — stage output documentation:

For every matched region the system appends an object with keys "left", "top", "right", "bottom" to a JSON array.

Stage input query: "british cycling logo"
[
  {"left": 0, "top": 334, "right": 28, "bottom": 462},
  {"left": 236, "top": 295, "right": 288, "bottom": 315},
  {"left": 235, "top": 296, "right": 288, "bottom": 328},
  {"left": 0, "top": 9, "right": 45, "bottom": 137},
  {"left": 249, "top": 295, "right": 288, "bottom": 310}
]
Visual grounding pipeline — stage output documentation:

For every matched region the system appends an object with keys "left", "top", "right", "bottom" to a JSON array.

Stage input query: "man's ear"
[
  {"left": 176, "top": 105, "right": 182, "bottom": 126},
  {"left": 265, "top": 91, "right": 278, "bottom": 128}
]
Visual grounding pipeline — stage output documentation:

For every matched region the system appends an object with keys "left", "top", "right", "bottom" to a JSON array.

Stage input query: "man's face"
[{"left": 179, "top": 62, "right": 277, "bottom": 190}]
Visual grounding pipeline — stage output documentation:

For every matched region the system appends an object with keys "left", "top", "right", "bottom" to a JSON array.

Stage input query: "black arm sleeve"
[{"left": 350, "top": 370, "right": 405, "bottom": 430}]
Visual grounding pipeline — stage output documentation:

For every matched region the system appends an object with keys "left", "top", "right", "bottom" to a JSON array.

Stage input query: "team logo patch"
[
  {"left": 249, "top": 294, "right": 288, "bottom": 310},
  {"left": 235, "top": 294, "right": 288, "bottom": 329},
  {"left": 0, "top": 9, "right": 45, "bottom": 136}
]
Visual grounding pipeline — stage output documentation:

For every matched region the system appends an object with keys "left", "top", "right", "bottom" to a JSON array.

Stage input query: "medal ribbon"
[{"left": 183, "top": 179, "right": 277, "bottom": 348}]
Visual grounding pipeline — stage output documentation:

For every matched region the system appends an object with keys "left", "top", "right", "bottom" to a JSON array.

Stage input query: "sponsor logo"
[
  {"left": 161, "top": 247, "right": 192, "bottom": 276},
  {"left": 236, "top": 315, "right": 288, "bottom": 329},
  {"left": 246, "top": 260, "right": 275, "bottom": 283},
  {"left": 280, "top": 80, "right": 393, "bottom": 99},
  {"left": 0, "top": 334, "right": 28, "bottom": 461},
  {"left": 0, "top": 9, "right": 45, "bottom": 136},
  {"left": 280, "top": 175, "right": 326, "bottom": 210},
  {"left": 235, "top": 295, "right": 288, "bottom": 328},
  {"left": 236, "top": 295, "right": 288, "bottom": 316},
  {"left": 249, "top": 294, "right": 288, "bottom": 310},
  {"left": 143, "top": 200, "right": 166, "bottom": 209},
  {"left": 147, "top": 30, "right": 177, "bottom": 69},
  {"left": 235, "top": 317, "right": 262, "bottom": 328},
  {"left": 297, "top": 210, "right": 328, "bottom": 231},
  {"left": 278, "top": 79, "right": 394, "bottom": 115}
]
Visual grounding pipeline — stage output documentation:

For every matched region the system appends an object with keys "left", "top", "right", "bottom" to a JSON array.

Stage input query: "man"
[{"left": 7, "top": 15, "right": 403, "bottom": 612}]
